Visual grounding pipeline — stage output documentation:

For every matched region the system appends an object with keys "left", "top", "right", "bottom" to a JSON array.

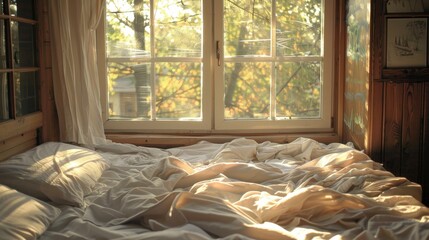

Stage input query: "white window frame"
[
  {"left": 98, "top": 0, "right": 336, "bottom": 134},
  {"left": 214, "top": 0, "right": 334, "bottom": 133}
]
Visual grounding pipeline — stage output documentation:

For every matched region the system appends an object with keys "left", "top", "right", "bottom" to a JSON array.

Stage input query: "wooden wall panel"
[
  {"left": 422, "top": 83, "right": 429, "bottom": 204},
  {"left": 0, "top": 0, "right": 57, "bottom": 160},
  {"left": 345, "top": 0, "right": 429, "bottom": 206},
  {"left": 383, "top": 83, "right": 429, "bottom": 197},
  {"left": 400, "top": 83, "right": 423, "bottom": 184},
  {"left": 367, "top": 81, "right": 384, "bottom": 162},
  {"left": 0, "top": 113, "right": 43, "bottom": 142},
  {"left": 39, "top": 0, "right": 59, "bottom": 142},
  {"left": 0, "top": 113, "right": 42, "bottom": 160},
  {"left": 383, "top": 83, "right": 403, "bottom": 176},
  {"left": 0, "top": 130, "right": 37, "bottom": 161}
]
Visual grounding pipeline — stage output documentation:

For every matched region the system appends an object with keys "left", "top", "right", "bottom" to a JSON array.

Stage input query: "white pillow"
[
  {"left": 0, "top": 142, "right": 110, "bottom": 207},
  {"left": 0, "top": 184, "right": 61, "bottom": 239}
]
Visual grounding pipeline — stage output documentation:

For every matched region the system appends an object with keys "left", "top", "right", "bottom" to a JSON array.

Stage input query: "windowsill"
[{"left": 105, "top": 132, "right": 341, "bottom": 148}]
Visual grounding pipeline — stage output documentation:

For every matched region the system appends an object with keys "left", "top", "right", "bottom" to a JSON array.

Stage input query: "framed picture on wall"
[
  {"left": 386, "top": 0, "right": 429, "bottom": 13},
  {"left": 386, "top": 18, "right": 427, "bottom": 68}
]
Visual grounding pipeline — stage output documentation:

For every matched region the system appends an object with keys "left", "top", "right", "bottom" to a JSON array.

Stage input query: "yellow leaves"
[
  {"left": 313, "top": 88, "right": 320, "bottom": 96},
  {"left": 153, "top": 62, "right": 202, "bottom": 118}
]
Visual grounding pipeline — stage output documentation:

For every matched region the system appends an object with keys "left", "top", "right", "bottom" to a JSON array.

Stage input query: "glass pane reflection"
[
  {"left": 10, "top": 0, "right": 35, "bottom": 19},
  {"left": 0, "top": 73, "right": 10, "bottom": 121},
  {"left": 0, "top": 20, "right": 7, "bottom": 69},
  {"left": 15, "top": 71, "right": 38, "bottom": 116},
  {"left": 11, "top": 21, "right": 35, "bottom": 68}
]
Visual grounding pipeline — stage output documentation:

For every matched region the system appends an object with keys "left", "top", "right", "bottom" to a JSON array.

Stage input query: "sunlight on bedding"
[
  {"left": 0, "top": 142, "right": 109, "bottom": 207},
  {"left": 0, "top": 185, "right": 60, "bottom": 239},
  {"left": 1, "top": 138, "right": 429, "bottom": 239},
  {"left": 254, "top": 192, "right": 278, "bottom": 211}
]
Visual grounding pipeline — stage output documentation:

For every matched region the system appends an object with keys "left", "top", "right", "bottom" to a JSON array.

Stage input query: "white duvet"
[{"left": 40, "top": 138, "right": 429, "bottom": 240}]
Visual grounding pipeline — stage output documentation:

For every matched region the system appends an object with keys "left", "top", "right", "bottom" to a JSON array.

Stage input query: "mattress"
[{"left": 1, "top": 137, "right": 428, "bottom": 240}]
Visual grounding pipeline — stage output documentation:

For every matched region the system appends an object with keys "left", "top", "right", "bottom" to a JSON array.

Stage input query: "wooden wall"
[
  {"left": 39, "top": 0, "right": 59, "bottom": 143},
  {"left": 0, "top": 115, "right": 40, "bottom": 161},
  {"left": 0, "top": 0, "right": 58, "bottom": 161},
  {"left": 343, "top": 0, "right": 429, "bottom": 205},
  {"left": 382, "top": 82, "right": 429, "bottom": 204}
]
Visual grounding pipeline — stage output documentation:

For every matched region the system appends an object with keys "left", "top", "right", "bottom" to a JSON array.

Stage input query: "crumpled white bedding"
[{"left": 40, "top": 138, "right": 429, "bottom": 240}]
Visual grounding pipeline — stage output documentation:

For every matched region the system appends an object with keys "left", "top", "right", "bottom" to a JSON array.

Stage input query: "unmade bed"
[{"left": 0, "top": 137, "right": 428, "bottom": 239}]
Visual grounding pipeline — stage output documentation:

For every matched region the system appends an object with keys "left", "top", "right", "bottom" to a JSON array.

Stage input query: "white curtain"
[{"left": 49, "top": 0, "right": 106, "bottom": 146}]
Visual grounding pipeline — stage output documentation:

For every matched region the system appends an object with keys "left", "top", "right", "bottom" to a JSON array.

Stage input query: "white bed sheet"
[{"left": 40, "top": 138, "right": 429, "bottom": 240}]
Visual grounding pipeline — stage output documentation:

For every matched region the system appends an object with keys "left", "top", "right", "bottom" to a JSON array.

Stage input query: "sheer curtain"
[{"left": 48, "top": 0, "right": 106, "bottom": 146}]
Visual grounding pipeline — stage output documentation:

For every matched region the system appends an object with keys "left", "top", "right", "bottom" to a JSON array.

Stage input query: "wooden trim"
[
  {"left": 9, "top": 16, "right": 38, "bottom": 25},
  {"left": 106, "top": 133, "right": 341, "bottom": 148},
  {"left": 367, "top": 1, "right": 384, "bottom": 162},
  {"left": 38, "top": 0, "right": 59, "bottom": 142},
  {"left": 367, "top": 81, "right": 384, "bottom": 161},
  {"left": 0, "top": 130, "right": 37, "bottom": 161},
  {"left": 335, "top": 0, "right": 346, "bottom": 142},
  {"left": 0, "top": 16, "right": 37, "bottom": 25},
  {"left": 0, "top": 137, "right": 37, "bottom": 162},
  {"left": 371, "top": 0, "right": 384, "bottom": 81},
  {"left": 0, "top": 130, "right": 36, "bottom": 152},
  {"left": 422, "top": 82, "right": 429, "bottom": 204},
  {"left": 378, "top": 78, "right": 429, "bottom": 83},
  {"left": 372, "top": 1, "right": 429, "bottom": 81},
  {"left": 0, "top": 67, "right": 40, "bottom": 73},
  {"left": 0, "top": 112, "right": 43, "bottom": 142}
]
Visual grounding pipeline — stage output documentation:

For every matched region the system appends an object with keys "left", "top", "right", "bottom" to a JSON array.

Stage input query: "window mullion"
[
  {"left": 203, "top": 0, "right": 215, "bottom": 130},
  {"left": 270, "top": 0, "right": 277, "bottom": 120},
  {"left": 150, "top": 0, "right": 156, "bottom": 120},
  {"left": 213, "top": 0, "right": 224, "bottom": 130}
]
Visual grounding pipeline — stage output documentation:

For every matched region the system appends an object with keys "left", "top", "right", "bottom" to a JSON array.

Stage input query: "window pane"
[
  {"left": 154, "top": 0, "right": 202, "bottom": 57},
  {"left": 10, "top": 0, "right": 35, "bottom": 19},
  {"left": 224, "top": 62, "right": 270, "bottom": 119},
  {"left": 108, "top": 62, "right": 152, "bottom": 119},
  {"left": 108, "top": 61, "right": 203, "bottom": 121},
  {"left": 0, "top": 20, "right": 7, "bottom": 69},
  {"left": 276, "top": 0, "right": 322, "bottom": 56},
  {"left": 155, "top": 62, "right": 201, "bottom": 119},
  {"left": 106, "top": 0, "right": 151, "bottom": 58},
  {"left": 11, "top": 21, "right": 36, "bottom": 68},
  {"left": 275, "top": 61, "right": 321, "bottom": 118},
  {"left": 224, "top": 0, "right": 271, "bottom": 57},
  {"left": 15, "top": 71, "right": 38, "bottom": 116},
  {"left": 0, "top": 73, "right": 9, "bottom": 121},
  {"left": 104, "top": 0, "right": 332, "bottom": 131},
  {"left": 107, "top": 0, "right": 203, "bottom": 122}
]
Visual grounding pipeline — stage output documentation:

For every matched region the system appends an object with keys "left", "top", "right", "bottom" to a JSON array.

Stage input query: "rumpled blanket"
[{"left": 42, "top": 138, "right": 429, "bottom": 240}]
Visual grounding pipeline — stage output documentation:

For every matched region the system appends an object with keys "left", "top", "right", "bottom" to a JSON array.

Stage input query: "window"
[
  {"left": 101, "top": 0, "right": 335, "bottom": 133},
  {"left": 0, "top": 0, "right": 38, "bottom": 122}
]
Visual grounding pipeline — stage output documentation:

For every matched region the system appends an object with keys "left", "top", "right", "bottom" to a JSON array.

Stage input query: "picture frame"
[
  {"left": 386, "top": 0, "right": 429, "bottom": 13},
  {"left": 386, "top": 18, "right": 427, "bottom": 68}
]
